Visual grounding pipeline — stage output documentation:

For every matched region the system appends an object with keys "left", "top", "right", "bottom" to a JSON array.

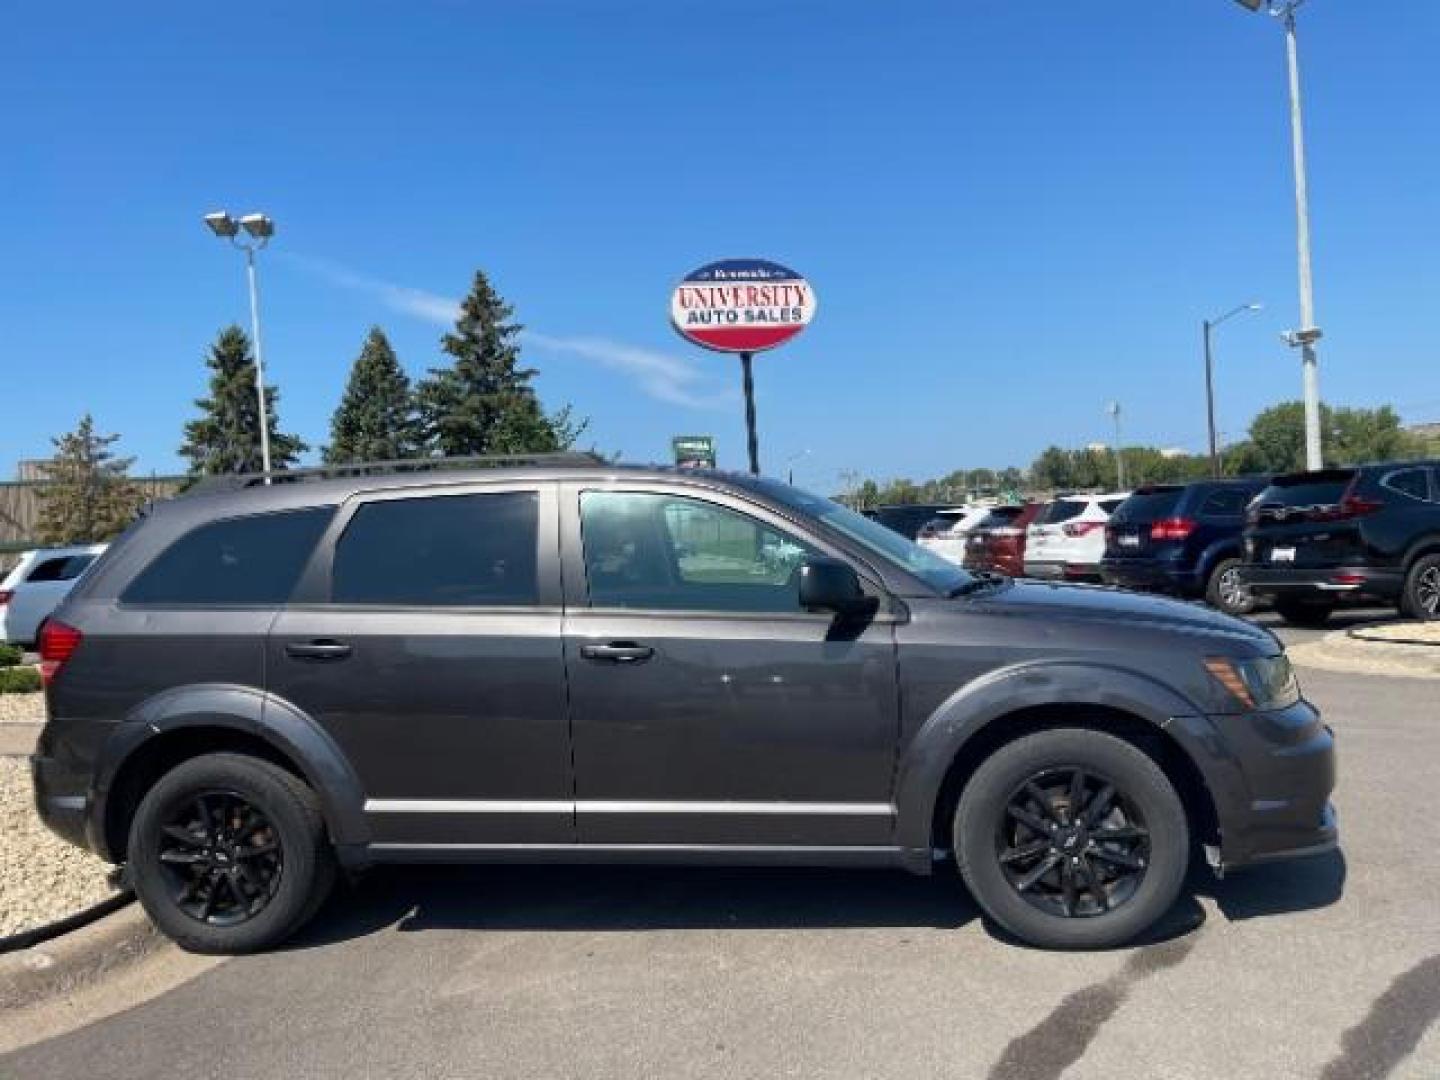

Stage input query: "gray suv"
[{"left": 32, "top": 457, "right": 1337, "bottom": 953}]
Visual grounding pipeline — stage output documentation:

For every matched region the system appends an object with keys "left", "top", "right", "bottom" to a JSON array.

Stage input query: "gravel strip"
[
  {"left": 0, "top": 692, "right": 46, "bottom": 725},
  {"left": 0, "top": 758, "right": 116, "bottom": 937}
]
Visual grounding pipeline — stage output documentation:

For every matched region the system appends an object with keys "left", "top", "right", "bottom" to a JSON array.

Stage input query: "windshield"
[{"left": 749, "top": 479, "right": 972, "bottom": 594}]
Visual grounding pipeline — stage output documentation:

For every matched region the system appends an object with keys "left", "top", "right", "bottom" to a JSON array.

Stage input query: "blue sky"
[{"left": 3, "top": 2, "right": 1437, "bottom": 490}]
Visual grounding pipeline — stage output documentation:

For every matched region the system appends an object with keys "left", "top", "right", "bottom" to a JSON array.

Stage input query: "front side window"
[
  {"left": 332, "top": 491, "right": 539, "bottom": 606},
  {"left": 581, "top": 491, "right": 820, "bottom": 612},
  {"left": 123, "top": 507, "right": 333, "bottom": 606}
]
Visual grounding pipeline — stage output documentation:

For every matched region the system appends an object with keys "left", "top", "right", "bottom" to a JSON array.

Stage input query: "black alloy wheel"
[
  {"left": 997, "top": 767, "right": 1150, "bottom": 918},
  {"left": 157, "top": 790, "right": 283, "bottom": 926},
  {"left": 1404, "top": 555, "right": 1440, "bottom": 621}
]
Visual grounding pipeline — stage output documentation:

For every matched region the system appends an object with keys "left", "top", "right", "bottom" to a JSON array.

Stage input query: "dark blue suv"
[{"left": 1101, "top": 479, "right": 1270, "bottom": 616}]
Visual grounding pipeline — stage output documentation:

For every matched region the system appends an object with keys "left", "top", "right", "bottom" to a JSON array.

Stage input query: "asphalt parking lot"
[{"left": 2, "top": 662, "right": 1437, "bottom": 1080}]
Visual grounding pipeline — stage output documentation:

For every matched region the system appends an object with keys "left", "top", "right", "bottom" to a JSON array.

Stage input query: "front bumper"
[
  {"left": 1198, "top": 697, "right": 1339, "bottom": 870},
  {"left": 1241, "top": 564, "right": 1403, "bottom": 601}
]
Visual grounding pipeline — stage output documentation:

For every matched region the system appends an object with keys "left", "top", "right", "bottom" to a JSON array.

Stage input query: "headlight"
[{"left": 1203, "top": 654, "right": 1300, "bottom": 711}]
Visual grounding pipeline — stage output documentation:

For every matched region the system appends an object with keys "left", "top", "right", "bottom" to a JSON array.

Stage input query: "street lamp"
[
  {"left": 203, "top": 209, "right": 276, "bottom": 478},
  {"left": 784, "top": 448, "right": 812, "bottom": 485},
  {"left": 1203, "top": 302, "right": 1263, "bottom": 477},
  {"left": 1105, "top": 401, "right": 1126, "bottom": 490},
  {"left": 1230, "top": 0, "right": 1324, "bottom": 471}
]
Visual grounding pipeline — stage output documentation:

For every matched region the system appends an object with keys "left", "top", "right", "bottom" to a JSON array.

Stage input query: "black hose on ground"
[{"left": 0, "top": 889, "right": 135, "bottom": 955}]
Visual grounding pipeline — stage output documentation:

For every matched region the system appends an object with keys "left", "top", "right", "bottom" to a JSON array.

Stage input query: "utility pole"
[{"left": 1106, "top": 401, "right": 1126, "bottom": 490}]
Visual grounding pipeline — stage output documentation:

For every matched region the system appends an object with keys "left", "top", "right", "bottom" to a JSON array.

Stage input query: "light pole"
[
  {"left": 784, "top": 448, "right": 813, "bottom": 485},
  {"left": 1231, "top": 0, "right": 1324, "bottom": 470},
  {"left": 204, "top": 210, "right": 276, "bottom": 478},
  {"left": 1203, "top": 302, "right": 1263, "bottom": 477},
  {"left": 1106, "top": 401, "right": 1126, "bottom": 490}
]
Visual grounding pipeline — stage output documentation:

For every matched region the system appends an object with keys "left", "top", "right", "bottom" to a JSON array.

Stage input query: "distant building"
[
  {"left": 1159, "top": 447, "right": 1189, "bottom": 459},
  {"left": 1407, "top": 421, "right": 1440, "bottom": 441}
]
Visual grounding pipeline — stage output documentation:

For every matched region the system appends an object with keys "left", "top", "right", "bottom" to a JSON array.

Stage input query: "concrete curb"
[
  {"left": 0, "top": 899, "right": 161, "bottom": 1013},
  {"left": 1289, "top": 629, "right": 1440, "bottom": 680},
  {"left": 0, "top": 723, "right": 41, "bottom": 757}
]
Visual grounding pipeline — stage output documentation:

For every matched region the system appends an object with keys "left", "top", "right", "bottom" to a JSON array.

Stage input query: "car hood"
[{"left": 962, "top": 579, "right": 1278, "bottom": 651}]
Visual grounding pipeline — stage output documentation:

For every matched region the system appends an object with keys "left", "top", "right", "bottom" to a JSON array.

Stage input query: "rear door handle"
[
  {"left": 285, "top": 640, "right": 353, "bottom": 662},
  {"left": 580, "top": 642, "right": 654, "bottom": 664}
]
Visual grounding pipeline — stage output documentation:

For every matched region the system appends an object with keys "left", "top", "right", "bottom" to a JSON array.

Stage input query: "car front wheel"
[
  {"left": 954, "top": 729, "right": 1189, "bottom": 949},
  {"left": 128, "top": 752, "right": 336, "bottom": 954}
]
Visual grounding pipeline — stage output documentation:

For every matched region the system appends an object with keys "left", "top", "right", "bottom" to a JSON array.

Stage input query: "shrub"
[
  {"left": 0, "top": 666, "right": 42, "bottom": 693},
  {"left": 0, "top": 644, "right": 23, "bottom": 668}
]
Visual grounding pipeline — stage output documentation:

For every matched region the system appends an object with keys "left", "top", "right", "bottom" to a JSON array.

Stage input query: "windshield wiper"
[{"left": 948, "top": 570, "right": 1010, "bottom": 597}]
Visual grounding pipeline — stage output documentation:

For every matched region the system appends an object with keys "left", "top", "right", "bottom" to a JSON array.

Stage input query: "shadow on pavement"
[
  {"left": 1193, "top": 849, "right": 1347, "bottom": 921},
  {"left": 288, "top": 850, "right": 1344, "bottom": 952},
  {"left": 288, "top": 863, "right": 980, "bottom": 949}
]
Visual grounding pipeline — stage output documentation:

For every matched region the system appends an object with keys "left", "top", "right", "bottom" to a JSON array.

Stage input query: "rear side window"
[
  {"left": 1111, "top": 489, "right": 1182, "bottom": 523},
  {"left": 1035, "top": 500, "right": 1085, "bottom": 525},
  {"left": 1198, "top": 489, "right": 1250, "bottom": 517},
  {"left": 25, "top": 554, "right": 96, "bottom": 583},
  {"left": 331, "top": 491, "right": 539, "bottom": 606},
  {"left": 1382, "top": 468, "right": 1432, "bottom": 502},
  {"left": 974, "top": 507, "right": 1024, "bottom": 530},
  {"left": 123, "top": 508, "right": 333, "bottom": 606},
  {"left": 1097, "top": 499, "right": 1126, "bottom": 515}
]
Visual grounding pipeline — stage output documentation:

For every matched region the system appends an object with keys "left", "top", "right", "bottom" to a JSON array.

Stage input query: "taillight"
[
  {"left": 0, "top": 590, "right": 12, "bottom": 606},
  {"left": 1150, "top": 517, "right": 1197, "bottom": 541},
  {"left": 38, "top": 620, "right": 83, "bottom": 687},
  {"left": 1062, "top": 521, "right": 1105, "bottom": 538},
  {"left": 1338, "top": 479, "right": 1383, "bottom": 519}
]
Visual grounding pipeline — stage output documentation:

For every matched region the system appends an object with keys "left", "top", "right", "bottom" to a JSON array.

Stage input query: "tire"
[
  {"left": 128, "top": 753, "right": 336, "bottom": 954},
  {"left": 1400, "top": 554, "right": 1440, "bottom": 622},
  {"left": 1273, "top": 596, "right": 1336, "bottom": 628},
  {"left": 1205, "top": 558, "right": 1255, "bottom": 617},
  {"left": 954, "top": 729, "right": 1189, "bottom": 950}
]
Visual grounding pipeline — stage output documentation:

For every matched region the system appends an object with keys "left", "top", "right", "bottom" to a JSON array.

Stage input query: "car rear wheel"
[
  {"left": 128, "top": 753, "right": 336, "bottom": 954},
  {"left": 954, "top": 729, "right": 1188, "bottom": 950},
  {"left": 1205, "top": 558, "right": 1255, "bottom": 616},
  {"left": 1401, "top": 555, "right": 1440, "bottom": 622},
  {"left": 1273, "top": 597, "right": 1337, "bottom": 627}
]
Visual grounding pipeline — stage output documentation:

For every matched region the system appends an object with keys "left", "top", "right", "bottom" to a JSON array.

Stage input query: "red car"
[{"left": 963, "top": 504, "right": 1043, "bottom": 576}]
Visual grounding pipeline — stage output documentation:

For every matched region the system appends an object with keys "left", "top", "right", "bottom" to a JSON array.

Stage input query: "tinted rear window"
[
  {"left": 1254, "top": 473, "right": 1353, "bottom": 509},
  {"left": 1111, "top": 489, "right": 1182, "bottom": 522},
  {"left": 974, "top": 507, "right": 1024, "bottom": 530},
  {"left": 123, "top": 507, "right": 333, "bottom": 606},
  {"left": 1035, "top": 500, "right": 1085, "bottom": 525},
  {"left": 331, "top": 491, "right": 539, "bottom": 606}
]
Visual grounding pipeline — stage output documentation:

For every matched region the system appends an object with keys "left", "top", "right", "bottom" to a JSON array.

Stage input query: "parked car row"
[
  {"left": 0, "top": 544, "right": 107, "bottom": 646},
  {"left": 872, "top": 459, "right": 1440, "bottom": 626}
]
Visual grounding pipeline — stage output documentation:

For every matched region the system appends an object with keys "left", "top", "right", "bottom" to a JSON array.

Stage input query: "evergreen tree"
[
  {"left": 35, "top": 414, "right": 145, "bottom": 544},
  {"left": 180, "top": 326, "right": 307, "bottom": 475},
  {"left": 324, "top": 327, "right": 420, "bottom": 464},
  {"left": 416, "top": 271, "right": 583, "bottom": 456}
]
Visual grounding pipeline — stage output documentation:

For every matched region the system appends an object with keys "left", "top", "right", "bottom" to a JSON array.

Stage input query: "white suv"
[
  {"left": 1023, "top": 494, "right": 1129, "bottom": 582},
  {"left": 916, "top": 506, "right": 997, "bottom": 566},
  {"left": 0, "top": 545, "right": 106, "bottom": 645}
]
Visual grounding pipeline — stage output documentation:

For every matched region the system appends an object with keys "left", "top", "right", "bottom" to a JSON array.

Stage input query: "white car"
[
  {"left": 916, "top": 505, "right": 999, "bottom": 566},
  {"left": 0, "top": 544, "right": 106, "bottom": 646},
  {"left": 1023, "top": 494, "right": 1130, "bottom": 582}
]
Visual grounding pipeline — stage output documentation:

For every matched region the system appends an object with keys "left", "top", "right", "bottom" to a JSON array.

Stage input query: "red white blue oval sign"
[{"left": 670, "top": 259, "right": 817, "bottom": 354}]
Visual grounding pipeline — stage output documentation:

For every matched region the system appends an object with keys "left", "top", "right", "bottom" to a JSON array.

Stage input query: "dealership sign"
[{"left": 670, "top": 259, "right": 816, "bottom": 354}]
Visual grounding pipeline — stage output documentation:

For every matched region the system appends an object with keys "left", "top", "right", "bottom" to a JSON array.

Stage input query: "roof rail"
[{"left": 186, "top": 452, "right": 607, "bottom": 494}]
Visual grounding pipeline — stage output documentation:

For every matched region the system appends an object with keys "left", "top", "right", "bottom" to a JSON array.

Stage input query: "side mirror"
[{"left": 799, "top": 558, "right": 879, "bottom": 619}]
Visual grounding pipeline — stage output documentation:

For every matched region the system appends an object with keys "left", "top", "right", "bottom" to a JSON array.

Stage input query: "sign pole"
[{"left": 740, "top": 351, "right": 760, "bottom": 475}]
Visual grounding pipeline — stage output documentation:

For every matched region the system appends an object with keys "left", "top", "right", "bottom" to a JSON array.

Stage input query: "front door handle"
[
  {"left": 285, "top": 640, "right": 353, "bottom": 662},
  {"left": 580, "top": 642, "right": 654, "bottom": 664}
]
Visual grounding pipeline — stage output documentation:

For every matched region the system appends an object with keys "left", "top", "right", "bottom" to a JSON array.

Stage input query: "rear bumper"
[
  {"left": 1206, "top": 698, "right": 1339, "bottom": 870},
  {"left": 1241, "top": 564, "right": 1403, "bottom": 601},
  {"left": 1024, "top": 560, "right": 1101, "bottom": 583},
  {"left": 1100, "top": 559, "right": 1202, "bottom": 596}
]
